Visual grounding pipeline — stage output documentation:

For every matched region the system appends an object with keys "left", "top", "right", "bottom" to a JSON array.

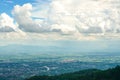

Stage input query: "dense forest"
[{"left": 26, "top": 65, "right": 120, "bottom": 80}]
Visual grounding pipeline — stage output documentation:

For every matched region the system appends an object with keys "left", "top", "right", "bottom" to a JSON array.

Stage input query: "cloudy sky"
[{"left": 0, "top": 0, "right": 120, "bottom": 44}]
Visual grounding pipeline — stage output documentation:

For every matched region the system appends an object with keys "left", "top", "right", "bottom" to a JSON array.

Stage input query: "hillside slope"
[{"left": 26, "top": 65, "right": 120, "bottom": 80}]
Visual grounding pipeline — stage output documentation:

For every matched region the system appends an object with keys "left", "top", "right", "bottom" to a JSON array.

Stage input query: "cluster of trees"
[{"left": 26, "top": 65, "right": 120, "bottom": 80}]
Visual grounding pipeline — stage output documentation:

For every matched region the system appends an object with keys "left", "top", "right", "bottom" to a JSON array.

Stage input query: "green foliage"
[{"left": 26, "top": 65, "right": 120, "bottom": 80}]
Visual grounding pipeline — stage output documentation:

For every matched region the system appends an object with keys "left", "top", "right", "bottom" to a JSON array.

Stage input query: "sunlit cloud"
[{"left": 0, "top": 0, "right": 120, "bottom": 41}]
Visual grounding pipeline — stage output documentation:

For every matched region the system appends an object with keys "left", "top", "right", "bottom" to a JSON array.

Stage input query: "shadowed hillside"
[{"left": 26, "top": 65, "right": 120, "bottom": 80}]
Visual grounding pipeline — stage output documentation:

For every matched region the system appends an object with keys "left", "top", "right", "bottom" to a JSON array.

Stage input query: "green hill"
[{"left": 26, "top": 65, "right": 120, "bottom": 80}]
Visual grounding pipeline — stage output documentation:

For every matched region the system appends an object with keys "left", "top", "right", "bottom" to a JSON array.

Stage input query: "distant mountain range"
[{"left": 26, "top": 65, "right": 120, "bottom": 80}]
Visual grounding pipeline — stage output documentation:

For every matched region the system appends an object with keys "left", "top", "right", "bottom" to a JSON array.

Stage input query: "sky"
[{"left": 0, "top": 0, "right": 120, "bottom": 52}]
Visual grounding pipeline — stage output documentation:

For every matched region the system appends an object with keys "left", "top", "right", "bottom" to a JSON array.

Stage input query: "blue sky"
[
  {"left": 0, "top": 0, "right": 51, "bottom": 16},
  {"left": 0, "top": 0, "right": 33, "bottom": 15}
]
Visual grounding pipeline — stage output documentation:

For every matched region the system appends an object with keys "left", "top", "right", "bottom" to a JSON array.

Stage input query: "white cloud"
[
  {"left": 0, "top": 13, "right": 27, "bottom": 39},
  {"left": 12, "top": 3, "right": 44, "bottom": 33},
  {"left": 0, "top": 0, "right": 120, "bottom": 41},
  {"left": 31, "top": 0, "right": 120, "bottom": 36},
  {"left": 51, "top": 24, "right": 75, "bottom": 34},
  {"left": 0, "top": 13, "right": 16, "bottom": 32},
  {"left": 48, "top": 0, "right": 120, "bottom": 34}
]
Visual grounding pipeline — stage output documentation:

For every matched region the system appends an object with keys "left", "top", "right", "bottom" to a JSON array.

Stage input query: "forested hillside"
[{"left": 26, "top": 65, "right": 120, "bottom": 80}]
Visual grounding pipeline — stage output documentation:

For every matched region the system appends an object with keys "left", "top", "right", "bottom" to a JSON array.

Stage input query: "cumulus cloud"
[
  {"left": 0, "top": 13, "right": 16, "bottom": 32},
  {"left": 0, "top": 0, "right": 120, "bottom": 40},
  {"left": 12, "top": 3, "right": 44, "bottom": 33},
  {"left": 31, "top": 0, "right": 120, "bottom": 36},
  {"left": 48, "top": 0, "right": 120, "bottom": 35},
  {"left": 0, "top": 13, "right": 27, "bottom": 40}
]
